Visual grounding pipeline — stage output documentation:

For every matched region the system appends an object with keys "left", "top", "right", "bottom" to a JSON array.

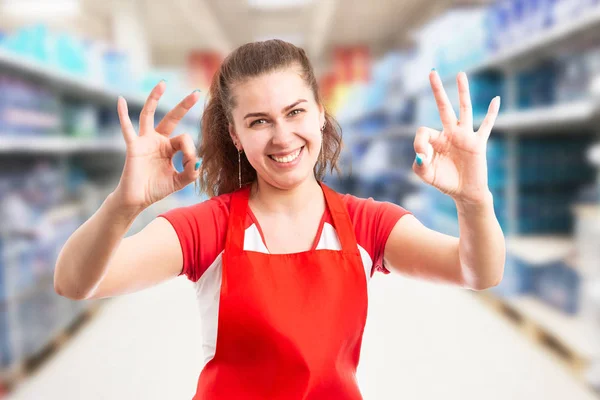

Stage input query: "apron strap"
[
  {"left": 319, "top": 182, "right": 360, "bottom": 256},
  {"left": 225, "top": 183, "right": 360, "bottom": 256},
  {"left": 225, "top": 185, "right": 251, "bottom": 256}
]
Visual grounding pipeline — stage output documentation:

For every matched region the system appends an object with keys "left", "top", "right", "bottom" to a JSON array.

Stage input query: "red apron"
[{"left": 193, "top": 182, "right": 368, "bottom": 399}]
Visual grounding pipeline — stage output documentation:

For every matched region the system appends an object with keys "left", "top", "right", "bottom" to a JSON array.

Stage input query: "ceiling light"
[{"left": 2, "top": 0, "right": 80, "bottom": 18}]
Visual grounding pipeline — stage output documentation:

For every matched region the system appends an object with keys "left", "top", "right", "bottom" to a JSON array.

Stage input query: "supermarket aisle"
[{"left": 8, "top": 273, "right": 598, "bottom": 400}]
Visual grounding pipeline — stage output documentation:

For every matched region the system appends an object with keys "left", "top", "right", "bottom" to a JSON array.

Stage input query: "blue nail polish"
[
  {"left": 416, "top": 154, "right": 423, "bottom": 166},
  {"left": 431, "top": 68, "right": 436, "bottom": 72},
  {"left": 193, "top": 89, "right": 201, "bottom": 93},
  {"left": 194, "top": 161, "right": 200, "bottom": 170}
]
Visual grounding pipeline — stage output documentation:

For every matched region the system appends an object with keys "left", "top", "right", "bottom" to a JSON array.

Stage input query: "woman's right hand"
[{"left": 112, "top": 81, "right": 201, "bottom": 215}]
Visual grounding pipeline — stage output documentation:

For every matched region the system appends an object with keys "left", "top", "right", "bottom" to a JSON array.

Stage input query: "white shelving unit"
[
  {"left": 408, "top": 6, "right": 600, "bottom": 98},
  {"left": 0, "top": 136, "right": 126, "bottom": 154},
  {"left": 340, "top": 4, "right": 600, "bottom": 396},
  {"left": 488, "top": 99, "right": 600, "bottom": 133},
  {"left": 0, "top": 48, "right": 168, "bottom": 113}
]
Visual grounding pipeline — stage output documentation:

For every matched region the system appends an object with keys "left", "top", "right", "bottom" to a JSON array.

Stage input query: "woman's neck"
[{"left": 250, "top": 176, "right": 323, "bottom": 217}]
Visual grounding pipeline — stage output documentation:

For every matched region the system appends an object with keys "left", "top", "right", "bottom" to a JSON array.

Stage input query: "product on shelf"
[
  {"left": 486, "top": 0, "right": 600, "bottom": 54},
  {"left": 0, "top": 74, "right": 62, "bottom": 137},
  {"left": 517, "top": 61, "right": 557, "bottom": 109}
]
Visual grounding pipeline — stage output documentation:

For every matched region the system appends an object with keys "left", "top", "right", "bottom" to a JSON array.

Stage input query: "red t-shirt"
[{"left": 159, "top": 191, "right": 411, "bottom": 282}]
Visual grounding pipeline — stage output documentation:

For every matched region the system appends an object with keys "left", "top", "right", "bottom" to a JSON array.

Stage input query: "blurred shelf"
[
  {"left": 477, "top": 99, "right": 600, "bottom": 133},
  {"left": 409, "top": 6, "right": 600, "bottom": 98},
  {"left": 349, "top": 99, "right": 599, "bottom": 141},
  {"left": 506, "top": 235, "right": 575, "bottom": 264},
  {"left": 0, "top": 136, "right": 125, "bottom": 154},
  {"left": 0, "top": 48, "right": 167, "bottom": 112},
  {"left": 0, "top": 300, "right": 102, "bottom": 392},
  {"left": 349, "top": 124, "right": 416, "bottom": 145},
  {"left": 0, "top": 273, "right": 54, "bottom": 309},
  {"left": 477, "top": 291, "right": 600, "bottom": 387},
  {"left": 506, "top": 295, "right": 600, "bottom": 361},
  {"left": 470, "top": 6, "right": 600, "bottom": 75}
]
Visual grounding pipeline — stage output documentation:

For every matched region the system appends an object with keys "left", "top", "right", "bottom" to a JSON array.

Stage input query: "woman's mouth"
[{"left": 269, "top": 146, "right": 304, "bottom": 164}]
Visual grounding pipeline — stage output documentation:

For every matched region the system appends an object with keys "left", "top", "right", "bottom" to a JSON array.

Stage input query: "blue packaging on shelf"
[
  {"left": 0, "top": 308, "right": 13, "bottom": 368},
  {"left": 490, "top": 252, "right": 541, "bottom": 297},
  {"left": 517, "top": 61, "right": 557, "bottom": 109},
  {"left": 534, "top": 260, "right": 581, "bottom": 314}
]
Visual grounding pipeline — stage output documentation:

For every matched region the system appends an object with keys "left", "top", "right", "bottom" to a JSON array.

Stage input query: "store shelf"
[
  {"left": 470, "top": 6, "right": 600, "bottom": 75},
  {"left": 506, "top": 235, "right": 575, "bottom": 264},
  {"left": 476, "top": 99, "right": 600, "bottom": 133},
  {"left": 508, "top": 295, "right": 600, "bottom": 360},
  {"left": 407, "top": 7, "right": 600, "bottom": 99},
  {"left": 477, "top": 289, "right": 600, "bottom": 388},
  {"left": 0, "top": 136, "right": 125, "bottom": 154},
  {"left": 0, "top": 48, "right": 166, "bottom": 112},
  {"left": 349, "top": 124, "right": 416, "bottom": 145}
]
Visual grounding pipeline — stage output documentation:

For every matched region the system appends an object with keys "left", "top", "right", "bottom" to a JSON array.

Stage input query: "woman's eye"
[
  {"left": 250, "top": 119, "right": 267, "bottom": 127},
  {"left": 288, "top": 109, "right": 304, "bottom": 117}
]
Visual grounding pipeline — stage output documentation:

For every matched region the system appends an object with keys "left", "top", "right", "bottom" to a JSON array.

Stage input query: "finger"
[
  {"left": 457, "top": 72, "right": 473, "bottom": 128},
  {"left": 156, "top": 90, "right": 201, "bottom": 137},
  {"left": 477, "top": 96, "right": 501, "bottom": 141},
  {"left": 170, "top": 134, "right": 199, "bottom": 190},
  {"left": 139, "top": 80, "right": 167, "bottom": 135},
  {"left": 413, "top": 126, "right": 439, "bottom": 165},
  {"left": 429, "top": 69, "right": 458, "bottom": 129},
  {"left": 117, "top": 96, "right": 136, "bottom": 144}
]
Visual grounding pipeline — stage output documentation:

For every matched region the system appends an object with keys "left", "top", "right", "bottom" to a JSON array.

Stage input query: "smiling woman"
[
  {"left": 54, "top": 37, "right": 505, "bottom": 400},
  {"left": 198, "top": 39, "right": 342, "bottom": 196}
]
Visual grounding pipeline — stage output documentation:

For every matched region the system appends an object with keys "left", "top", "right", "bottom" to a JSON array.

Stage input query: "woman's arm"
[
  {"left": 54, "top": 82, "right": 201, "bottom": 300},
  {"left": 383, "top": 193, "right": 505, "bottom": 291},
  {"left": 54, "top": 193, "right": 183, "bottom": 300},
  {"left": 382, "top": 70, "right": 506, "bottom": 290}
]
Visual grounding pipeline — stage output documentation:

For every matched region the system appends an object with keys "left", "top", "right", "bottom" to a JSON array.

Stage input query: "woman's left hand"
[{"left": 413, "top": 70, "right": 501, "bottom": 205}]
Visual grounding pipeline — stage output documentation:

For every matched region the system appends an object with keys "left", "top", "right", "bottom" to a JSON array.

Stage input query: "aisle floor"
[{"left": 8, "top": 273, "right": 599, "bottom": 400}]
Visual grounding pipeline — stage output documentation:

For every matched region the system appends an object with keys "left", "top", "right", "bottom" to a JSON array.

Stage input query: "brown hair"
[{"left": 197, "top": 39, "right": 343, "bottom": 197}]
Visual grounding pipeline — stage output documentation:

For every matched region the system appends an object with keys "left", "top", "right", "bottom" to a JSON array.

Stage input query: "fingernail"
[
  {"left": 193, "top": 89, "right": 201, "bottom": 93},
  {"left": 194, "top": 161, "right": 200, "bottom": 170},
  {"left": 431, "top": 68, "right": 436, "bottom": 72},
  {"left": 160, "top": 79, "right": 167, "bottom": 83},
  {"left": 416, "top": 154, "right": 423, "bottom": 166}
]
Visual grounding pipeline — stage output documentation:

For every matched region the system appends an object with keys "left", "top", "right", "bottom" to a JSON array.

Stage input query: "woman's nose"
[{"left": 271, "top": 121, "right": 294, "bottom": 146}]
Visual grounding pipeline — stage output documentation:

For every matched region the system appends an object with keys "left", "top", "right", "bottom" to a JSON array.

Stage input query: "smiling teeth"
[{"left": 271, "top": 148, "right": 301, "bottom": 163}]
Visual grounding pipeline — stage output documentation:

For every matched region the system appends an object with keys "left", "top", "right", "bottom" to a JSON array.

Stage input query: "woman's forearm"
[
  {"left": 54, "top": 192, "right": 141, "bottom": 300},
  {"left": 455, "top": 191, "right": 506, "bottom": 290}
]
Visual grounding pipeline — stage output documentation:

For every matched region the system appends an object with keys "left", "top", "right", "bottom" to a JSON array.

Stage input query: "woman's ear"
[
  {"left": 318, "top": 103, "right": 325, "bottom": 130},
  {"left": 228, "top": 123, "right": 242, "bottom": 151}
]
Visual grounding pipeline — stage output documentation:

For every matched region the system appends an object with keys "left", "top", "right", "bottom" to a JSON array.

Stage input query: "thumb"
[
  {"left": 412, "top": 147, "right": 434, "bottom": 184},
  {"left": 170, "top": 134, "right": 200, "bottom": 191},
  {"left": 174, "top": 159, "right": 200, "bottom": 192}
]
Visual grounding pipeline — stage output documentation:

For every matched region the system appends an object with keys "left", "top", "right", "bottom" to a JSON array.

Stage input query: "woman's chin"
[{"left": 261, "top": 168, "right": 315, "bottom": 191}]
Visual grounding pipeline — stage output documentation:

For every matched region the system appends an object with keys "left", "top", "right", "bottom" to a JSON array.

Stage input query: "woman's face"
[{"left": 229, "top": 66, "right": 325, "bottom": 191}]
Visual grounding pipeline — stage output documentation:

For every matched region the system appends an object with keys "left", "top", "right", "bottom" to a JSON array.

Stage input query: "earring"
[{"left": 238, "top": 149, "right": 242, "bottom": 189}]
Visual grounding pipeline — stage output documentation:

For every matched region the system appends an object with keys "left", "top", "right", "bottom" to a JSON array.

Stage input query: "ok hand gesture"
[
  {"left": 413, "top": 70, "right": 501, "bottom": 205},
  {"left": 113, "top": 81, "right": 201, "bottom": 214}
]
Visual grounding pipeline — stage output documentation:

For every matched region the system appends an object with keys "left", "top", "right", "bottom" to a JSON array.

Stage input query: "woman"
[{"left": 54, "top": 40, "right": 505, "bottom": 399}]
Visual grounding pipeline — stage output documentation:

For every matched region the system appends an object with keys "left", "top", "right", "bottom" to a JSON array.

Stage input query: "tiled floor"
[{"left": 9, "top": 273, "right": 599, "bottom": 400}]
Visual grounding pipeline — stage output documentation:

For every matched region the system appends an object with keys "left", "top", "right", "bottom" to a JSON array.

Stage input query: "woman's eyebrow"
[{"left": 243, "top": 99, "right": 307, "bottom": 120}]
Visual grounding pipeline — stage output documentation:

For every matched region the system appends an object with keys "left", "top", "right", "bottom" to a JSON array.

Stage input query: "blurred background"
[{"left": 0, "top": 0, "right": 599, "bottom": 399}]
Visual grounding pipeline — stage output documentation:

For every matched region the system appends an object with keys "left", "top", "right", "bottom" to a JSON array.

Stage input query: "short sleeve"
[
  {"left": 158, "top": 195, "right": 230, "bottom": 282},
  {"left": 342, "top": 194, "right": 412, "bottom": 276}
]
